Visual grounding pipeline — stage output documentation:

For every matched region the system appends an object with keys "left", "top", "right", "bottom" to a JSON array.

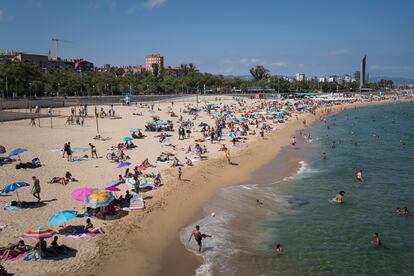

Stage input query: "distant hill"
[{"left": 370, "top": 76, "right": 414, "bottom": 85}]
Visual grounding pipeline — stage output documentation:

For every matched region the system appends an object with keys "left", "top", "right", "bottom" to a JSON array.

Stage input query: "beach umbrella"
[
  {"left": 105, "top": 186, "right": 120, "bottom": 192},
  {"left": 126, "top": 178, "right": 136, "bottom": 187},
  {"left": 236, "top": 117, "right": 246, "bottom": 122},
  {"left": 117, "top": 161, "right": 131, "bottom": 168},
  {"left": 85, "top": 190, "right": 114, "bottom": 208},
  {"left": 48, "top": 210, "right": 78, "bottom": 225},
  {"left": 155, "top": 120, "right": 167, "bottom": 125},
  {"left": 1, "top": 182, "right": 29, "bottom": 201},
  {"left": 122, "top": 137, "right": 133, "bottom": 142},
  {"left": 128, "top": 128, "right": 140, "bottom": 133},
  {"left": 20, "top": 227, "right": 56, "bottom": 239},
  {"left": 104, "top": 180, "right": 121, "bottom": 187},
  {"left": 0, "top": 145, "right": 6, "bottom": 154},
  {"left": 8, "top": 147, "right": 27, "bottom": 162},
  {"left": 227, "top": 132, "right": 237, "bottom": 138},
  {"left": 71, "top": 187, "right": 96, "bottom": 202}
]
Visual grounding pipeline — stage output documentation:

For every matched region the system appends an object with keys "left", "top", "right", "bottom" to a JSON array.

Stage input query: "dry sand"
[{"left": 0, "top": 95, "right": 406, "bottom": 275}]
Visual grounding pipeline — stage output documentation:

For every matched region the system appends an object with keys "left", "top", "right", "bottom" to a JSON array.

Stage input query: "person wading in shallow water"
[{"left": 188, "top": 225, "right": 212, "bottom": 252}]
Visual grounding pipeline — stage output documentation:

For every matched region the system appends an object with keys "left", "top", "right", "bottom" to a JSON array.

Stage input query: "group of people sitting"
[
  {"left": 48, "top": 171, "right": 77, "bottom": 186},
  {"left": 131, "top": 130, "right": 145, "bottom": 139},
  {"left": 0, "top": 236, "right": 70, "bottom": 261}
]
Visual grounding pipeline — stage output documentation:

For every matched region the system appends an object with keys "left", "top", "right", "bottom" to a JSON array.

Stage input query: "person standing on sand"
[
  {"left": 89, "top": 143, "right": 98, "bottom": 158},
  {"left": 225, "top": 149, "right": 231, "bottom": 164},
  {"left": 188, "top": 225, "right": 212, "bottom": 253},
  {"left": 32, "top": 176, "right": 41, "bottom": 202},
  {"left": 66, "top": 142, "right": 72, "bottom": 162},
  {"left": 178, "top": 167, "right": 182, "bottom": 180},
  {"left": 62, "top": 142, "right": 68, "bottom": 158}
]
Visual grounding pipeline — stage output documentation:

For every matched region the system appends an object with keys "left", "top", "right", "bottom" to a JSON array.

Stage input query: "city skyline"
[{"left": 1, "top": 0, "right": 414, "bottom": 78}]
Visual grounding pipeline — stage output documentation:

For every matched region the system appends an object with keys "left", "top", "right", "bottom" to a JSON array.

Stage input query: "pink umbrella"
[
  {"left": 71, "top": 187, "right": 96, "bottom": 202},
  {"left": 105, "top": 186, "right": 120, "bottom": 192}
]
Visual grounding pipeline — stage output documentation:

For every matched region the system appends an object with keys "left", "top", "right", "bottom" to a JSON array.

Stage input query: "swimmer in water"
[
  {"left": 323, "top": 152, "right": 327, "bottom": 160},
  {"left": 373, "top": 232, "right": 381, "bottom": 248},
  {"left": 356, "top": 170, "right": 363, "bottom": 181},
  {"left": 335, "top": 191, "right": 345, "bottom": 203},
  {"left": 188, "top": 225, "right": 212, "bottom": 252},
  {"left": 256, "top": 199, "right": 263, "bottom": 205},
  {"left": 275, "top": 244, "right": 284, "bottom": 255}
]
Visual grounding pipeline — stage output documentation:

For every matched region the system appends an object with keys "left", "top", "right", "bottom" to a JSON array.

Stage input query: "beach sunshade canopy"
[
  {"left": 85, "top": 190, "right": 114, "bottom": 208},
  {"left": 126, "top": 177, "right": 148, "bottom": 187},
  {"left": 128, "top": 128, "right": 140, "bottom": 132},
  {"left": 105, "top": 186, "right": 120, "bottom": 192},
  {"left": 8, "top": 148, "right": 27, "bottom": 157},
  {"left": 122, "top": 137, "right": 133, "bottom": 142},
  {"left": 20, "top": 227, "right": 55, "bottom": 239},
  {"left": 227, "top": 132, "right": 237, "bottom": 138},
  {"left": 48, "top": 210, "right": 78, "bottom": 225},
  {"left": 71, "top": 187, "right": 96, "bottom": 201},
  {"left": 117, "top": 161, "right": 131, "bottom": 168},
  {"left": 1, "top": 182, "right": 29, "bottom": 193},
  {"left": 155, "top": 120, "right": 167, "bottom": 125},
  {"left": 0, "top": 145, "right": 6, "bottom": 154}
]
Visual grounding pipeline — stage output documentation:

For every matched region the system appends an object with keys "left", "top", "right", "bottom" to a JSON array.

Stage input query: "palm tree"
[{"left": 249, "top": 65, "right": 270, "bottom": 81}]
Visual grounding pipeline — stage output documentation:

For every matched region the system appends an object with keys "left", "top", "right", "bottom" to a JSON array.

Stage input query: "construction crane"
[{"left": 51, "top": 38, "right": 72, "bottom": 58}]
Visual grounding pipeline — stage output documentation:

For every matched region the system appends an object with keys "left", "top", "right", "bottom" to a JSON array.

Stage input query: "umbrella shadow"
[{"left": 46, "top": 246, "right": 78, "bottom": 261}]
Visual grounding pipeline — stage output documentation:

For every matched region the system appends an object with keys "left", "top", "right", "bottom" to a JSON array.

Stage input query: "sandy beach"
[{"left": 0, "top": 95, "right": 409, "bottom": 275}]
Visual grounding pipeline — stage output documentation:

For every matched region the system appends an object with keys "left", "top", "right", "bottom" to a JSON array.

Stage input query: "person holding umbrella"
[{"left": 31, "top": 176, "right": 41, "bottom": 202}]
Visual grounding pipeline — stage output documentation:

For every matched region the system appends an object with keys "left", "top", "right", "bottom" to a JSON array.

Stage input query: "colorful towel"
[{"left": 64, "top": 232, "right": 98, "bottom": 239}]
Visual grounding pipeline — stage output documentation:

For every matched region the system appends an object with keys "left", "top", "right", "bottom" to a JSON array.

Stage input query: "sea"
[{"left": 180, "top": 102, "right": 414, "bottom": 276}]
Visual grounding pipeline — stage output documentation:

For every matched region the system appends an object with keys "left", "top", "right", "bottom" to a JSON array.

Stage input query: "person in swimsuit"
[
  {"left": 335, "top": 191, "right": 345, "bottom": 203},
  {"left": 275, "top": 244, "right": 284, "bottom": 255},
  {"left": 356, "top": 170, "right": 363, "bottom": 181},
  {"left": 373, "top": 232, "right": 381, "bottom": 248},
  {"left": 188, "top": 225, "right": 212, "bottom": 252},
  {"left": 32, "top": 176, "right": 41, "bottom": 202}
]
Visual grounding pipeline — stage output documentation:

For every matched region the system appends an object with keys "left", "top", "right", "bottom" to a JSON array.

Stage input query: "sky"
[{"left": 1, "top": 0, "right": 414, "bottom": 78}]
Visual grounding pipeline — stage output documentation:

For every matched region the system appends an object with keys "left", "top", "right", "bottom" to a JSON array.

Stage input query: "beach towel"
[
  {"left": 65, "top": 232, "right": 98, "bottom": 239},
  {"left": 156, "top": 160, "right": 171, "bottom": 164},
  {"left": 72, "top": 157, "right": 89, "bottom": 162},
  {"left": 122, "top": 195, "right": 144, "bottom": 210},
  {"left": 6, "top": 252, "right": 28, "bottom": 262},
  {"left": 3, "top": 203, "right": 19, "bottom": 211},
  {"left": 23, "top": 251, "right": 40, "bottom": 261}
]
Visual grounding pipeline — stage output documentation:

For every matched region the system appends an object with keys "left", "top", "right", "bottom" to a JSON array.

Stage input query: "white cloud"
[
  {"left": 250, "top": 58, "right": 259, "bottom": 63},
  {"left": 129, "top": 0, "right": 166, "bottom": 13},
  {"left": 271, "top": 61, "right": 288, "bottom": 67},
  {"left": 238, "top": 58, "right": 260, "bottom": 64},
  {"left": 145, "top": 0, "right": 166, "bottom": 9},
  {"left": 298, "top": 63, "right": 304, "bottom": 68},
  {"left": 329, "top": 49, "right": 351, "bottom": 56},
  {"left": 239, "top": 58, "right": 249, "bottom": 64}
]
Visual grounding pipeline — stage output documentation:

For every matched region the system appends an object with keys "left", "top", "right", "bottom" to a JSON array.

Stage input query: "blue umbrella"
[
  {"left": 117, "top": 161, "right": 131, "bottom": 168},
  {"left": 8, "top": 148, "right": 27, "bottom": 162},
  {"left": 1, "top": 182, "right": 30, "bottom": 201},
  {"left": 227, "top": 132, "right": 237, "bottom": 138},
  {"left": 48, "top": 210, "right": 78, "bottom": 225},
  {"left": 122, "top": 137, "right": 133, "bottom": 142}
]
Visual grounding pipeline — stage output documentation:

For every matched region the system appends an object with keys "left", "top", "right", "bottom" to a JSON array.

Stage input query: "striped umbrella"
[
  {"left": 85, "top": 190, "right": 114, "bottom": 208},
  {"left": 20, "top": 227, "right": 55, "bottom": 239}
]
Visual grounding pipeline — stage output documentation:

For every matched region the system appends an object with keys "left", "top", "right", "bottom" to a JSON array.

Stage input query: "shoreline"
[{"left": 70, "top": 99, "right": 409, "bottom": 276}]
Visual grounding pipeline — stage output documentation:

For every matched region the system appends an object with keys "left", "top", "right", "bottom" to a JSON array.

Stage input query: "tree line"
[{"left": 0, "top": 61, "right": 393, "bottom": 98}]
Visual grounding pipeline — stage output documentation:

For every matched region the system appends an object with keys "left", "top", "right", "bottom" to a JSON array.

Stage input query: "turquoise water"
[{"left": 181, "top": 102, "right": 414, "bottom": 275}]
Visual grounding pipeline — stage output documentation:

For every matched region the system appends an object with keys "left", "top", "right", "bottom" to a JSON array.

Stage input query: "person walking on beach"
[
  {"left": 32, "top": 176, "right": 41, "bottom": 202},
  {"left": 188, "top": 225, "right": 212, "bottom": 253},
  {"left": 373, "top": 232, "right": 381, "bottom": 248},
  {"left": 66, "top": 142, "right": 72, "bottom": 162},
  {"left": 62, "top": 142, "right": 68, "bottom": 158},
  {"left": 225, "top": 149, "right": 231, "bottom": 164},
  {"left": 178, "top": 167, "right": 182, "bottom": 180},
  {"left": 89, "top": 143, "right": 98, "bottom": 158}
]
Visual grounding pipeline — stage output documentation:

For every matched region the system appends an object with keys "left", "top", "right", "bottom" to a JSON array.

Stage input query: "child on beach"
[{"left": 31, "top": 176, "right": 41, "bottom": 202}]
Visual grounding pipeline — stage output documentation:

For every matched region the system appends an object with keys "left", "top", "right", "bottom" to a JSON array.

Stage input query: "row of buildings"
[
  {"left": 0, "top": 50, "right": 94, "bottom": 71},
  {"left": 0, "top": 50, "right": 173, "bottom": 75},
  {"left": 294, "top": 56, "right": 369, "bottom": 87}
]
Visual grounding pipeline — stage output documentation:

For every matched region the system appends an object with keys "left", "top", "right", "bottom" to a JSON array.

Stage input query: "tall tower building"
[{"left": 360, "top": 55, "right": 366, "bottom": 88}]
